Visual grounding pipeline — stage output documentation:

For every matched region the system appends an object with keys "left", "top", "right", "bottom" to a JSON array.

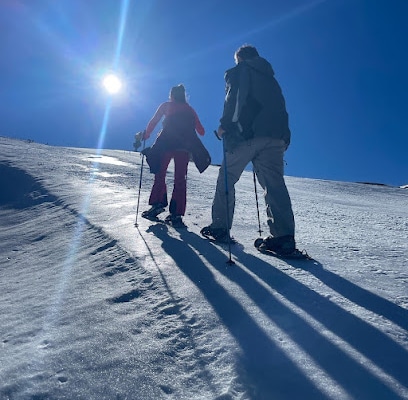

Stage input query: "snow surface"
[{"left": 0, "top": 136, "right": 407, "bottom": 400}]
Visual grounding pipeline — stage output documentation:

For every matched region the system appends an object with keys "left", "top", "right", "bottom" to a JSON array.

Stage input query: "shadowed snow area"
[{"left": 0, "top": 136, "right": 407, "bottom": 400}]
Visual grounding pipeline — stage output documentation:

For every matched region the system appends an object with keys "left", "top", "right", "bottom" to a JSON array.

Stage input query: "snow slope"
[{"left": 1, "top": 136, "right": 407, "bottom": 400}]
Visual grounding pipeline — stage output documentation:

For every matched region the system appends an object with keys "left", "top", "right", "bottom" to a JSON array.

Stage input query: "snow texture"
[{"left": 0, "top": 136, "right": 407, "bottom": 400}]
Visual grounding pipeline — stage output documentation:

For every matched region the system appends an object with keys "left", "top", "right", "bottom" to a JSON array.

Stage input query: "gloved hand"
[
  {"left": 133, "top": 131, "right": 145, "bottom": 151},
  {"left": 214, "top": 126, "right": 225, "bottom": 140}
]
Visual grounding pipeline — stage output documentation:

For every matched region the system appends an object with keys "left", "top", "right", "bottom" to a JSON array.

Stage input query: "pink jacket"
[{"left": 145, "top": 101, "right": 205, "bottom": 139}]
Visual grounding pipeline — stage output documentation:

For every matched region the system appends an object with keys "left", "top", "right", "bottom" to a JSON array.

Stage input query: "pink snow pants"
[{"left": 148, "top": 150, "right": 190, "bottom": 216}]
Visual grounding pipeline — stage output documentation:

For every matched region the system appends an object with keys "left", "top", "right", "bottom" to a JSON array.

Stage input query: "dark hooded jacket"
[{"left": 220, "top": 56, "right": 291, "bottom": 151}]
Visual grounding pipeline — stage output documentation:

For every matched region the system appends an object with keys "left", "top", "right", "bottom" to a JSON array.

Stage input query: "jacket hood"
[{"left": 245, "top": 56, "right": 275, "bottom": 77}]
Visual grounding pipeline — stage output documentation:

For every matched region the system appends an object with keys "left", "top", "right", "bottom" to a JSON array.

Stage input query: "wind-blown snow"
[{"left": 0, "top": 136, "right": 407, "bottom": 400}]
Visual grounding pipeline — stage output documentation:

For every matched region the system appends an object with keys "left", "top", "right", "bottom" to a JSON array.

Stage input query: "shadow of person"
[
  {"left": 149, "top": 224, "right": 405, "bottom": 399},
  {"left": 226, "top": 246, "right": 408, "bottom": 395},
  {"left": 146, "top": 223, "right": 329, "bottom": 399},
  {"left": 290, "top": 259, "right": 408, "bottom": 332}
]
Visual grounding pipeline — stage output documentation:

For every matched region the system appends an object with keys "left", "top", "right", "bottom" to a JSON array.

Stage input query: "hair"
[
  {"left": 234, "top": 44, "right": 259, "bottom": 63},
  {"left": 169, "top": 84, "right": 187, "bottom": 103}
]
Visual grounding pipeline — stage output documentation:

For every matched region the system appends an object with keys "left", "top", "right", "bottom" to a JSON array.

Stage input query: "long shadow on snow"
[
  {"left": 290, "top": 258, "right": 408, "bottom": 332},
  {"left": 178, "top": 230, "right": 405, "bottom": 400},
  {"left": 147, "top": 223, "right": 328, "bottom": 400},
  {"left": 229, "top": 245, "right": 408, "bottom": 397}
]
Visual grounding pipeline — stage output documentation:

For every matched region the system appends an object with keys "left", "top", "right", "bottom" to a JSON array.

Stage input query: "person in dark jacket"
[
  {"left": 201, "top": 45, "right": 297, "bottom": 255},
  {"left": 139, "top": 84, "right": 210, "bottom": 227}
]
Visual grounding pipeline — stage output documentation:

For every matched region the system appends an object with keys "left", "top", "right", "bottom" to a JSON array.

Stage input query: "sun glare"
[{"left": 102, "top": 73, "right": 122, "bottom": 94}]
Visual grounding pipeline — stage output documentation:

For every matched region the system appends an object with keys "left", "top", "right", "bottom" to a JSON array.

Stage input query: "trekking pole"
[
  {"left": 134, "top": 138, "right": 146, "bottom": 227},
  {"left": 220, "top": 133, "right": 235, "bottom": 265},
  {"left": 252, "top": 168, "right": 263, "bottom": 237}
]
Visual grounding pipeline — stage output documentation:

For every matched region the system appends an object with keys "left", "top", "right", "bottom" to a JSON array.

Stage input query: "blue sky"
[{"left": 1, "top": 0, "right": 407, "bottom": 186}]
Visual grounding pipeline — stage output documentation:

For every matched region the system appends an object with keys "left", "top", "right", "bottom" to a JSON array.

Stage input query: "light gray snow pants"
[{"left": 211, "top": 137, "right": 295, "bottom": 238}]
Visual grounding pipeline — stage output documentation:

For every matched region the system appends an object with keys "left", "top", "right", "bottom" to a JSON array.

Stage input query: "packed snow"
[{"left": 1, "top": 136, "right": 407, "bottom": 400}]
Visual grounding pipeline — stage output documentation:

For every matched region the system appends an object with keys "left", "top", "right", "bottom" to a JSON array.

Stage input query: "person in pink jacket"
[{"left": 139, "top": 84, "right": 210, "bottom": 227}]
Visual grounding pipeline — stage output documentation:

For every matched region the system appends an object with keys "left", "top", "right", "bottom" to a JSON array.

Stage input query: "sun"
[{"left": 102, "top": 73, "right": 122, "bottom": 95}]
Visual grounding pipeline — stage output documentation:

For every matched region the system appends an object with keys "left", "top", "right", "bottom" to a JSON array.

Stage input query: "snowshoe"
[
  {"left": 141, "top": 204, "right": 165, "bottom": 221},
  {"left": 200, "top": 226, "right": 236, "bottom": 244},
  {"left": 254, "top": 236, "right": 311, "bottom": 260},
  {"left": 164, "top": 214, "right": 187, "bottom": 229},
  {"left": 254, "top": 237, "right": 264, "bottom": 248}
]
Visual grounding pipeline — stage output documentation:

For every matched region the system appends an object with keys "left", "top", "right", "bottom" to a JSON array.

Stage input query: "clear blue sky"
[{"left": 1, "top": 0, "right": 407, "bottom": 186}]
